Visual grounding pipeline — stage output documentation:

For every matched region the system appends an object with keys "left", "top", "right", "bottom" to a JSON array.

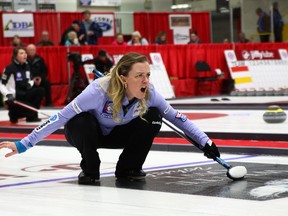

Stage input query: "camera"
[
  {"left": 65, "top": 52, "right": 86, "bottom": 104},
  {"left": 67, "top": 52, "right": 82, "bottom": 68}
]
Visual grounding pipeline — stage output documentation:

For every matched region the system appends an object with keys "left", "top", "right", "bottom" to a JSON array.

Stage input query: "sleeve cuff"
[{"left": 15, "top": 141, "right": 27, "bottom": 153}]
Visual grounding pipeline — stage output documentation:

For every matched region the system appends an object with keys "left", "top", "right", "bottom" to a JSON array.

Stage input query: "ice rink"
[{"left": 0, "top": 95, "right": 288, "bottom": 216}]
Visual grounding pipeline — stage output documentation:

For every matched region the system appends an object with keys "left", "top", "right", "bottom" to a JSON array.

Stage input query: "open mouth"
[{"left": 140, "top": 87, "right": 147, "bottom": 93}]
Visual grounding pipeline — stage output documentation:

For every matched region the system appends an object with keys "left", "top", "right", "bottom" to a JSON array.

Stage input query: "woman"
[
  {"left": 111, "top": 33, "right": 127, "bottom": 46},
  {"left": 11, "top": 35, "right": 26, "bottom": 47},
  {"left": 154, "top": 31, "right": 167, "bottom": 45},
  {"left": 127, "top": 31, "right": 149, "bottom": 45},
  {"left": 0, "top": 47, "right": 45, "bottom": 123},
  {"left": 0, "top": 52, "right": 220, "bottom": 185}
]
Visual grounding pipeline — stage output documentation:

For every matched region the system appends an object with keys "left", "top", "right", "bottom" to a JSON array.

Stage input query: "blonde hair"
[
  {"left": 105, "top": 52, "right": 150, "bottom": 121},
  {"left": 67, "top": 31, "right": 77, "bottom": 40},
  {"left": 131, "top": 31, "right": 141, "bottom": 38}
]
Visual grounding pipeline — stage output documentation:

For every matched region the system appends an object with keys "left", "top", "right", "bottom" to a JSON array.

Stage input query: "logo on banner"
[
  {"left": 241, "top": 50, "right": 275, "bottom": 60},
  {"left": 152, "top": 54, "right": 161, "bottom": 64},
  {"left": 242, "top": 51, "right": 250, "bottom": 60},
  {"left": 227, "top": 51, "right": 236, "bottom": 61},
  {"left": 4, "top": 20, "right": 33, "bottom": 31},
  {"left": 80, "top": 0, "right": 92, "bottom": 5},
  {"left": 2, "top": 13, "right": 34, "bottom": 37},
  {"left": 91, "top": 14, "right": 114, "bottom": 36},
  {"left": 174, "top": 33, "right": 189, "bottom": 41}
]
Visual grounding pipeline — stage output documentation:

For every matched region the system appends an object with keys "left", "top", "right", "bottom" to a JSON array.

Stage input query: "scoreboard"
[{"left": 224, "top": 49, "right": 288, "bottom": 91}]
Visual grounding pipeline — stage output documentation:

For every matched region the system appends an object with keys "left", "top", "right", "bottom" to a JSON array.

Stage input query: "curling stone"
[
  {"left": 230, "top": 91, "right": 238, "bottom": 96},
  {"left": 263, "top": 105, "right": 287, "bottom": 123},
  {"left": 247, "top": 90, "right": 256, "bottom": 96},
  {"left": 255, "top": 88, "right": 265, "bottom": 96}
]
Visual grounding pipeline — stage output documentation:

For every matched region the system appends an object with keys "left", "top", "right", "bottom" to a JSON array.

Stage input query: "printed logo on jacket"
[{"left": 101, "top": 100, "right": 113, "bottom": 118}]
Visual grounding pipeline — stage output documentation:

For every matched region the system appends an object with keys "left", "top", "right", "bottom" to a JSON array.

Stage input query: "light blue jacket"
[{"left": 17, "top": 77, "right": 209, "bottom": 153}]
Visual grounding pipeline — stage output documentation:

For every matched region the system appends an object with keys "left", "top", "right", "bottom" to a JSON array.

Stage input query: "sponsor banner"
[
  {"left": 224, "top": 49, "right": 288, "bottom": 90},
  {"left": 234, "top": 50, "right": 281, "bottom": 60},
  {"left": 14, "top": 0, "right": 37, "bottom": 11},
  {"left": 80, "top": 0, "right": 121, "bottom": 6},
  {"left": 2, "top": 13, "right": 34, "bottom": 37},
  {"left": 91, "top": 14, "right": 115, "bottom": 37},
  {"left": 169, "top": 14, "right": 191, "bottom": 28},
  {"left": 169, "top": 14, "right": 191, "bottom": 44},
  {"left": 172, "top": 28, "right": 190, "bottom": 44}
]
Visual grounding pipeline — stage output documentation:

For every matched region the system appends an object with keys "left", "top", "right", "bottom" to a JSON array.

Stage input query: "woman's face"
[
  {"left": 121, "top": 62, "right": 150, "bottom": 101},
  {"left": 133, "top": 36, "right": 140, "bottom": 42},
  {"left": 16, "top": 49, "right": 27, "bottom": 64},
  {"left": 116, "top": 35, "right": 124, "bottom": 43},
  {"left": 160, "top": 34, "right": 166, "bottom": 41},
  {"left": 190, "top": 33, "right": 197, "bottom": 41},
  {"left": 13, "top": 37, "right": 21, "bottom": 45}
]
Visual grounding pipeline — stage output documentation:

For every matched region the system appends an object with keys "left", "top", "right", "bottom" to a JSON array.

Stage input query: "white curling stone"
[{"left": 228, "top": 166, "right": 247, "bottom": 179}]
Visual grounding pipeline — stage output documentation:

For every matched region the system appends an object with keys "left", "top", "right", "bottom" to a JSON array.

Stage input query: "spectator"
[
  {"left": 60, "top": 20, "right": 85, "bottom": 45},
  {"left": 111, "top": 33, "right": 127, "bottom": 46},
  {"left": 80, "top": 10, "right": 103, "bottom": 45},
  {"left": 94, "top": 50, "right": 113, "bottom": 74},
  {"left": 26, "top": 44, "right": 53, "bottom": 107},
  {"left": 36, "top": 31, "right": 54, "bottom": 46},
  {"left": 272, "top": 2, "right": 284, "bottom": 42},
  {"left": 154, "top": 31, "right": 167, "bottom": 45},
  {"left": 65, "top": 31, "right": 80, "bottom": 46},
  {"left": 256, "top": 8, "right": 271, "bottom": 42},
  {"left": 0, "top": 47, "right": 44, "bottom": 123},
  {"left": 127, "top": 31, "right": 149, "bottom": 45},
  {"left": 11, "top": 35, "right": 25, "bottom": 47},
  {"left": 238, "top": 32, "right": 250, "bottom": 43},
  {"left": 187, "top": 31, "right": 202, "bottom": 44}
]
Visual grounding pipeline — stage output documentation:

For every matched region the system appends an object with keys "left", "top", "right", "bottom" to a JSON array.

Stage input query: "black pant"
[
  {"left": 8, "top": 87, "right": 45, "bottom": 120},
  {"left": 40, "top": 79, "right": 52, "bottom": 106},
  {"left": 259, "top": 34, "right": 270, "bottom": 42},
  {"left": 274, "top": 26, "right": 283, "bottom": 42},
  {"left": 64, "top": 107, "right": 162, "bottom": 178}
]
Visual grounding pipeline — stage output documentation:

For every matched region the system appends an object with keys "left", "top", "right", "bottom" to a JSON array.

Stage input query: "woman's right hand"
[{"left": 0, "top": 141, "right": 18, "bottom": 157}]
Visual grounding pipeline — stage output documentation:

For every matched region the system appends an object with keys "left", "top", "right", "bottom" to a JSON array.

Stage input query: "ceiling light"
[{"left": 171, "top": 4, "right": 191, "bottom": 10}]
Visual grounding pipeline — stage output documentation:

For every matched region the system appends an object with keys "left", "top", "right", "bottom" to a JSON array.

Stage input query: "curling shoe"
[
  {"left": 78, "top": 171, "right": 100, "bottom": 185},
  {"left": 9, "top": 117, "right": 18, "bottom": 124},
  {"left": 115, "top": 169, "right": 146, "bottom": 181}
]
